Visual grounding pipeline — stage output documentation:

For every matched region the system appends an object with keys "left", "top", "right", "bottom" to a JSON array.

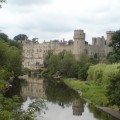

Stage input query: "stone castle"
[{"left": 21, "top": 29, "right": 114, "bottom": 70}]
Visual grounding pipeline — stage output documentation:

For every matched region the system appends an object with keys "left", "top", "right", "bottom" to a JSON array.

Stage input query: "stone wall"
[{"left": 22, "top": 29, "right": 114, "bottom": 70}]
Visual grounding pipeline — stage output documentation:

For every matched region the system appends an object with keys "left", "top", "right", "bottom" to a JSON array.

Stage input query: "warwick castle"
[{"left": 20, "top": 29, "right": 114, "bottom": 70}]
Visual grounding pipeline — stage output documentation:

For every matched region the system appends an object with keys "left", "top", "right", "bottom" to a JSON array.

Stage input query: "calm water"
[{"left": 6, "top": 75, "right": 119, "bottom": 120}]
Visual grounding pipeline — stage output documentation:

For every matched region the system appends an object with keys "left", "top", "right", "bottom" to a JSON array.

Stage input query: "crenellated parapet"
[{"left": 74, "top": 29, "right": 85, "bottom": 40}]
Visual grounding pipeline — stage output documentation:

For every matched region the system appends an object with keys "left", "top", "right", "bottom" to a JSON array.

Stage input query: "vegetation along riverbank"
[{"left": 64, "top": 63, "right": 120, "bottom": 110}]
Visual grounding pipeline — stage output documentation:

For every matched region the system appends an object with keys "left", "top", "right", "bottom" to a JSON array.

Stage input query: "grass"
[{"left": 64, "top": 78, "right": 108, "bottom": 106}]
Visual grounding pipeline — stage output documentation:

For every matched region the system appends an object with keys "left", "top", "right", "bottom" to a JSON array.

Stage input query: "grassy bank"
[{"left": 64, "top": 78, "right": 108, "bottom": 106}]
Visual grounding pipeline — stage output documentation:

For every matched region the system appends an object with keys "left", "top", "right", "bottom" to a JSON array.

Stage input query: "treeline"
[
  {"left": 0, "top": 33, "right": 22, "bottom": 80},
  {"left": 0, "top": 33, "right": 47, "bottom": 119},
  {"left": 0, "top": 33, "right": 23, "bottom": 119},
  {"left": 43, "top": 50, "right": 98, "bottom": 79},
  {"left": 87, "top": 63, "right": 120, "bottom": 108}
]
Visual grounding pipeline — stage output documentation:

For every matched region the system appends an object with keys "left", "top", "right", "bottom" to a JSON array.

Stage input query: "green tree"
[
  {"left": 14, "top": 34, "right": 28, "bottom": 41},
  {"left": 108, "top": 30, "right": 120, "bottom": 63},
  {"left": 0, "top": 33, "right": 9, "bottom": 42},
  {"left": 68, "top": 40, "right": 74, "bottom": 45},
  {"left": 0, "top": 0, "right": 6, "bottom": 8},
  {"left": 77, "top": 54, "right": 92, "bottom": 80},
  {"left": 44, "top": 50, "right": 53, "bottom": 67},
  {"left": 106, "top": 70, "right": 120, "bottom": 109},
  {"left": 60, "top": 52, "right": 78, "bottom": 78},
  {"left": 47, "top": 54, "right": 60, "bottom": 75},
  {"left": 8, "top": 46, "right": 22, "bottom": 76}
]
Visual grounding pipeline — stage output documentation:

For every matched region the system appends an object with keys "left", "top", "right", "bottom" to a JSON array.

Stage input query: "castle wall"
[{"left": 22, "top": 29, "right": 114, "bottom": 70}]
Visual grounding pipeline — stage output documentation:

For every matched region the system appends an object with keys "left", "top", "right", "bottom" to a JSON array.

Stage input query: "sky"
[{"left": 0, "top": 0, "right": 120, "bottom": 43}]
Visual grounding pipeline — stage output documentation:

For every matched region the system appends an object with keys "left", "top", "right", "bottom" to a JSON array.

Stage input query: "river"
[{"left": 5, "top": 75, "right": 119, "bottom": 120}]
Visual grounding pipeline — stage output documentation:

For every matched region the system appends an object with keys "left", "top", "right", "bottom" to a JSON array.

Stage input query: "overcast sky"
[{"left": 0, "top": 0, "right": 120, "bottom": 43}]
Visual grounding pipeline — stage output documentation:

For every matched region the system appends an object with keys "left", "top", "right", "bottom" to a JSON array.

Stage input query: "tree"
[
  {"left": 0, "top": 32, "right": 22, "bottom": 49},
  {"left": 14, "top": 34, "right": 28, "bottom": 41},
  {"left": 44, "top": 50, "right": 53, "bottom": 67},
  {"left": 0, "top": 0, "right": 6, "bottom": 8},
  {"left": 68, "top": 40, "right": 74, "bottom": 45},
  {"left": 106, "top": 70, "right": 120, "bottom": 109},
  {"left": 60, "top": 52, "right": 78, "bottom": 78},
  {"left": 108, "top": 30, "right": 120, "bottom": 63},
  {"left": 0, "top": 33, "right": 9, "bottom": 42}
]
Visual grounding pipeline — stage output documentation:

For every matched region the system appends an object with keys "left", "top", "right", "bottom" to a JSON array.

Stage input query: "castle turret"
[
  {"left": 106, "top": 31, "right": 114, "bottom": 45},
  {"left": 92, "top": 36, "right": 105, "bottom": 46},
  {"left": 74, "top": 29, "right": 85, "bottom": 58}
]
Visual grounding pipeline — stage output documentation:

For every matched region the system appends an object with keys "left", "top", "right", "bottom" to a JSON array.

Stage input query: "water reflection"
[
  {"left": 8, "top": 75, "right": 118, "bottom": 120},
  {"left": 20, "top": 75, "right": 46, "bottom": 101},
  {"left": 45, "top": 80, "right": 81, "bottom": 107},
  {"left": 72, "top": 98, "right": 84, "bottom": 116}
]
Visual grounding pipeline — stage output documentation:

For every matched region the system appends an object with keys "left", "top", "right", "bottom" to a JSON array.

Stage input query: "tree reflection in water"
[
  {"left": 45, "top": 80, "right": 85, "bottom": 116},
  {"left": 5, "top": 75, "right": 118, "bottom": 120}
]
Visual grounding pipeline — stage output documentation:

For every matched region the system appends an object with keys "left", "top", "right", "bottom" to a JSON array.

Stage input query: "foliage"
[
  {"left": 77, "top": 54, "right": 93, "bottom": 80},
  {"left": 60, "top": 52, "right": 78, "bottom": 78},
  {"left": 0, "top": 0, "right": 6, "bottom": 8},
  {"left": 87, "top": 64, "right": 106, "bottom": 85},
  {"left": 64, "top": 78, "right": 107, "bottom": 106},
  {"left": 45, "top": 80, "right": 79, "bottom": 107},
  {"left": 44, "top": 50, "right": 53, "bottom": 67},
  {"left": 106, "top": 71, "right": 120, "bottom": 108},
  {"left": 0, "top": 95, "right": 47, "bottom": 120},
  {"left": 107, "top": 30, "right": 120, "bottom": 63},
  {"left": 0, "top": 33, "right": 29, "bottom": 119},
  {"left": 0, "top": 33, "right": 8, "bottom": 42},
  {"left": 0, "top": 41, "right": 22, "bottom": 77},
  {"left": 14, "top": 34, "right": 28, "bottom": 41},
  {"left": 43, "top": 51, "right": 95, "bottom": 79},
  {"left": 87, "top": 63, "right": 120, "bottom": 108},
  {"left": 68, "top": 40, "right": 74, "bottom": 45}
]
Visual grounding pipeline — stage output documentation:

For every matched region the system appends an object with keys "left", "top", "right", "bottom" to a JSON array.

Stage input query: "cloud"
[
  {"left": 0, "top": 0, "right": 120, "bottom": 43},
  {"left": 8, "top": 0, "right": 52, "bottom": 6}
]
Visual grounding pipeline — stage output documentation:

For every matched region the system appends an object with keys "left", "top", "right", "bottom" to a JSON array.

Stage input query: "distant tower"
[
  {"left": 92, "top": 37, "right": 105, "bottom": 46},
  {"left": 74, "top": 29, "right": 85, "bottom": 58},
  {"left": 106, "top": 31, "right": 114, "bottom": 45}
]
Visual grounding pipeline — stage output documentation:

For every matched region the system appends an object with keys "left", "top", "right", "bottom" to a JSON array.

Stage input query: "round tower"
[
  {"left": 106, "top": 31, "right": 114, "bottom": 45},
  {"left": 74, "top": 29, "right": 85, "bottom": 58}
]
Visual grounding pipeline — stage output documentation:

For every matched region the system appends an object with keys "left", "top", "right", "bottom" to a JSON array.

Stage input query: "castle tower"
[
  {"left": 106, "top": 31, "right": 114, "bottom": 45},
  {"left": 73, "top": 29, "right": 85, "bottom": 58},
  {"left": 92, "top": 37, "right": 105, "bottom": 46}
]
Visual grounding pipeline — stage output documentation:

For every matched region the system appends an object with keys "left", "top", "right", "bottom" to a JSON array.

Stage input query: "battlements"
[
  {"left": 22, "top": 29, "right": 114, "bottom": 69},
  {"left": 92, "top": 36, "right": 105, "bottom": 46},
  {"left": 74, "top": 29, "right": 85, "bottom": 39}
]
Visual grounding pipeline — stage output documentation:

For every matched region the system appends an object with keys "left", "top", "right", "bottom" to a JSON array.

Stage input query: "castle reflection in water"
[
  {"left": 72, "top": 98, "right": 84, "bottom": 116},
  {"left": 21, "top": 75, "right": 84, "bottom": 116},
  {"left": 20, "top": 75, "right": 46, "bottom": 100}
]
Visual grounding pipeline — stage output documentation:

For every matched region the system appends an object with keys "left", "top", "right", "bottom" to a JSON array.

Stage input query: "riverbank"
[
  {"left": 63, "top": 78, "right": 108, "bottom": 106},
  {"left": 64, "top": 78, "right": 120, "bottom": 119},
  {"left": 98, "top": 107, "right": 120, "bottom": 120}
]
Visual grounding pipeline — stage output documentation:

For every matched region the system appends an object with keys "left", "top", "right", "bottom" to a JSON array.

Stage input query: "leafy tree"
[
  {"left": 68, "top": 40, "right": 74, "bottom": 45},
  {"left": 8, "top": 46, "right": 22, "bottom": 76},
  {"left": 0, "top": 41, "right": 22, "bottom": 77},
  {"left": 77, "top": 54, "right": 93, "bottom": 80},
  {"left": 14, "top": 34, "right": 28, "bottom": 41},
  {"left": 108, "top": 30, "right": 120, "bottom": 63},
  {"left": 44, "top": 50, "right": 53, "bottom": 67},
  {"left": 106, "top": 70, "right": 120, "bottom": 109},
  {"left": 0, "top": 0, "right": 6, "bottom": 8},
  {"left": 0, "top": 32, "right": 22, "bottom": 49},
  {"left": 60, "top": 52, "right": 78, "bottom": 78},
  {"left": 47, "top": 54, "right": 60, "bottom": 75},
  {"left": 0, "top": 33, "right": 9, "bottom": 42}
]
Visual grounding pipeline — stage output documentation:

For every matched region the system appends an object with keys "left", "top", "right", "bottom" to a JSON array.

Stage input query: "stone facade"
[{"left": 21, "top": 29, "right": 114, "bottom": 70}]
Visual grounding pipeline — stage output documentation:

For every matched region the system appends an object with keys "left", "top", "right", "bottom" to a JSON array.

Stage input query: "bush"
[{"left": 87, "top": 64, "right": 106, "bottom": 85}]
